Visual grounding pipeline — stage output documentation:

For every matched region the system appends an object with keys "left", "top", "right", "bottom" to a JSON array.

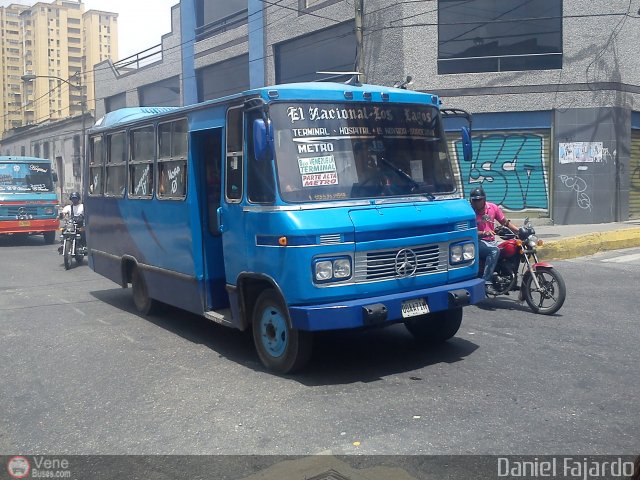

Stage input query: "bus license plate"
[
  {"left": 18, "top": 221, "right": 31, "bottom": 227},
  {"left": 401, "top": 298, "right": 429, "bottom": 318}
]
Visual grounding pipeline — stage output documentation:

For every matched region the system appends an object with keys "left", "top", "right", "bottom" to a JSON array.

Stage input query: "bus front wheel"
[
  {"left": 43, "top": 231, "right": 56, "bottom": 244},
  {"left": 404, "top": 307, "right": 463, "bottom": 343},
  {"left": 252, "top": 289, "right": 312, "bottom": 374},
  {"left": 131, "top": 267, "right": 158, "bottom": 315}
]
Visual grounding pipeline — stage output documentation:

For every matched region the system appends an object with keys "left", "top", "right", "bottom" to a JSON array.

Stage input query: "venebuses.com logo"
[
  {"left": 6, "top": 456, "right": 72, "bottom": 478},
  {"left": 6, "top": 456, "right": 30, "bottom": 479}
]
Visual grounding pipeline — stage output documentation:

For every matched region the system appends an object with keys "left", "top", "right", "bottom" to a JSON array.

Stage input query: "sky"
[{"left": 0, "top": 0, "right": 177, "bottom": 61}]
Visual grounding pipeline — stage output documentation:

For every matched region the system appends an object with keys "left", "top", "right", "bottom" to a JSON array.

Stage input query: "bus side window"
[
  {"left": 88, "top": 135, "right": 104, "bottom": 196},
  {"left": 225, "top": 106, "right": 243, "bottom": 202},
  {"left": 157, "top": 119, "right": 188, "bottom": 200}
]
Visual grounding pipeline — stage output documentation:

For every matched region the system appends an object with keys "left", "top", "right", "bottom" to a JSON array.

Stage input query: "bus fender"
[
  {"left": 121, "top": 255, "right": 141, "bottom": 289},
  {"left": 236, "top": 272, "right": 286, "bottom": 331}
]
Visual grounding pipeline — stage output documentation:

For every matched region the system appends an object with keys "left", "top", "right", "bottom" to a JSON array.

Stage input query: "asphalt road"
[{"left": 0, "top": 234, "right": 638, "bottom": 456}]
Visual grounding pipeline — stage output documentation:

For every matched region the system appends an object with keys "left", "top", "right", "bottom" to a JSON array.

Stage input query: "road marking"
[{"left": 601, "top": 253, "right": 640, "bottom": 263}]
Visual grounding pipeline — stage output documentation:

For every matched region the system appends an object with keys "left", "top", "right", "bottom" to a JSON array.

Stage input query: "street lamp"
[{"left": 21, "top": 72, "right": 86, "bottom": 183}]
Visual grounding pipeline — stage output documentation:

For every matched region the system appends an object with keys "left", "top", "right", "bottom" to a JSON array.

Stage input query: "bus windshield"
[
  {"left": 0, "top": 162, "right": 54, "bottom": 193},
  {"left": 269, "top": 102, "right": 455, "bottom": 203}
]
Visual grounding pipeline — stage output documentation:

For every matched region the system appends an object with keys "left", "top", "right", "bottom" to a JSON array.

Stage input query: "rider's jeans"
[{"left": 479, "top": 239, "right": 500, "bottom": 282}]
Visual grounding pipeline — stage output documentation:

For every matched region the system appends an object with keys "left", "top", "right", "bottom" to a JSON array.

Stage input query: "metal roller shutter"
[
  {"left": 630, "top": 129, "right": 640, "bottom": 219},
  {"left": 447, "top": 129, "right": 551, "bottom": 217}
]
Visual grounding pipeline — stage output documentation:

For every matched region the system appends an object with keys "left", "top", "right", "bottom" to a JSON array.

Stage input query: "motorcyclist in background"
[
  {"left": 470, "top": 186, "right": 519, "bottom": 293},
  {"left": 61, "top": 191, "right": 84, "bottom": 218},
  {"left": 58, "top": 191, "right": 86, "bottom": 254}
]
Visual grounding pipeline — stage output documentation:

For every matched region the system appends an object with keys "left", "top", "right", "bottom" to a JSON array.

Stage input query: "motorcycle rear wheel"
[
  {"left": 522, "top": 267, "right": 566, "bottom": 315},
  {"left": 63, "top": 239, "right": 72, "bottom": 270}
]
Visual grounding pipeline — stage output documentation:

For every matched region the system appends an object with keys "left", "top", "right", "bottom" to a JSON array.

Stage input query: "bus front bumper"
[
  {"left": 0, "top": 218, "right": 59, "bottom": 234},
  {"left": 289, "top": 277, "right": 485, "bottom": 331}
]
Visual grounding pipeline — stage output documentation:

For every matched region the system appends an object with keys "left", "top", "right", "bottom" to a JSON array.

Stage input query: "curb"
[{"left": 538, "top": 227, "right": 640, "bottom": 260}]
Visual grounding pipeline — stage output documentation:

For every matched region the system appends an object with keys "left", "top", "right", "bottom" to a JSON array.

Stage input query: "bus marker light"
[{"left": 278, "top": 236, "right": 288, "bottom": 246}]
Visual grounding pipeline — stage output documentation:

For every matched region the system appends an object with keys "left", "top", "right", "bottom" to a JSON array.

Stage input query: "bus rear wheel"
[
  {"left": 404, "top": 308, "right": 463, "bottom": 343},
  {"left": 131, "top": 267, "right": 158, "bottom": 315},
  {"left": 252, "top": 289, "right": 312, "bottom": 374}
]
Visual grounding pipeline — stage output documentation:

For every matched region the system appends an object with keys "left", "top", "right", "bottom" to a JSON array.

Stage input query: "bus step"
[{"left": 204, "top": 308, "right": 233, "bottom": 326}]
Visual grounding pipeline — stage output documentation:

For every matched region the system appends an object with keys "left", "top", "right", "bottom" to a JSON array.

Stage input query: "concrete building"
[{"left": 91, "top": 0, "right": 640, "bottom": 224}]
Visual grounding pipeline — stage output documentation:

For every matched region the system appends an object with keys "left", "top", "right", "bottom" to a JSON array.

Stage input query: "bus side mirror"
[
  {"left": 52, "top": 172, "right": 58, "bottom": 182},
  {"left": 253, "top": 118, "right": 273, "bottom": 162},
  {"left": 461, "top": 126, "right": 472, "bottom": 162}
]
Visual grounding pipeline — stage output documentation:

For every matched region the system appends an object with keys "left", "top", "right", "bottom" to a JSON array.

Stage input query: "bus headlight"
[
  {"left": 333, "top": 258, "right": 351, "bottom": 279},
  {"left": 315, "top": 261, "right": 333, "bottom": 281},
  {"left": 314, "top": 256, "right": 352, "bottom": 283},
  {"left": 450, "top": 242, "right": 475, "bottom": 265}
]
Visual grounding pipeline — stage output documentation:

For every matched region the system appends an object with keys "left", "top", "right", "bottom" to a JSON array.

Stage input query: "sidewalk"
[{"left": 522, "top": 219, "right": 640, "bottom": 260}]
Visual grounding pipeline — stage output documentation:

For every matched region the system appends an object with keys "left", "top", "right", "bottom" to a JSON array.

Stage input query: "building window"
[
  {"left": 138, "top": 77, "right": 180, "bottom": 107},
  {"left": 196, "top": 0, "right": 247, "bottom": 39},
  {"left": 105, "top": 92, "right": 126, "bottom": 113},
  {"left": 298, "top": 0, "right": 341, "bottom": 13},
  {"left": 197, "top": 55, "right": 249, "bottom": 102},
  {"left": 438, "top": 0, "right": 562, "bottom": 74},
  {"left": 275, "top": 21, "right": 355, "bottom": 84}
]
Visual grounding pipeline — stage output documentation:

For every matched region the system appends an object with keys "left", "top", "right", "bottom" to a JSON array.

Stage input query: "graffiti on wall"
[
  {"left": 454, "top": 133, "right": 549, "bottom": 211},
  {"left": 558, "top": 174, "right": 592, "bottom": 210}
]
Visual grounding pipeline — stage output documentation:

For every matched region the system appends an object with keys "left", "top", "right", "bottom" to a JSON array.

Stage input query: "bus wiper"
[{"left": 380, "top": 158, "right": 430, "bottom": 197}]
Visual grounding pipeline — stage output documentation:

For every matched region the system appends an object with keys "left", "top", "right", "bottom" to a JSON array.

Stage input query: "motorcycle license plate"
[
  {"left": 18, "top": 221, "right": 31, "bottom": 227},
  {"left": 401, "top": 298, "right": 429, "bottom": 318}
]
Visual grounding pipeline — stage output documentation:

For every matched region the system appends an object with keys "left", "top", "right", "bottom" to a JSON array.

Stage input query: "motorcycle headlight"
[{"left": 528, "top": 235, "right": 538, "bottom": 248}]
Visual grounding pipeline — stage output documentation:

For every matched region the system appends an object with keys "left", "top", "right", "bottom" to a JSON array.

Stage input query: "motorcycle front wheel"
[
  {"left": 63, "top": 239, "right": 72, "bottom": 270},
  {"left": 522, "top": 267, "right": 566, "bottom": 315}
]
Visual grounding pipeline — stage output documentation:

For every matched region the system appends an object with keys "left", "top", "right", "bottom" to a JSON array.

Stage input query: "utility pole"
[
  {"left": 77, "top": 71, "right": 86, "bottom": 192},
  {"left": 355, "top": 0, "right": 365, "bottom": 83}
]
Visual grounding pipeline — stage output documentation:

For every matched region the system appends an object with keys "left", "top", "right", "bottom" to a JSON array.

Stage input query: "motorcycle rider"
[
  {"left": 470, "top": 186, "right": 519, "bottom": 292},
  {"left": 58, "top": 191, "right": 86, "bottom": 254},
  {"left": 61, "top": 191, "right": 84, "bottom": 218}
]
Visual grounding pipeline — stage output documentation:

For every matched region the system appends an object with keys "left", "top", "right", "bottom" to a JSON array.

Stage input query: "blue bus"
[
  {"left": 85, "top": 81, "right": 483, "bottom": 373},
  {"left": 0, "top": 156, "right": 59, "bottom": 244}
]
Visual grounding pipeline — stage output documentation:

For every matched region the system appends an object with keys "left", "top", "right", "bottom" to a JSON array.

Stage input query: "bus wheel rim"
[{"left": 259, "top": 307, "right": 287, "bottom": 358}]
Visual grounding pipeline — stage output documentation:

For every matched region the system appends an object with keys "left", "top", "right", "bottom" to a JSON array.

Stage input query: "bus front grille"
[
  {"left": 353, "top": 243, "right": 447, "bottom": 282},
  {"left": 7, "top": 206, "right": 39, "bottom": 217}
]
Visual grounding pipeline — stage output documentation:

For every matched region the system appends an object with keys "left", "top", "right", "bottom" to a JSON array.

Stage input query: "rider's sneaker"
[{"left": 485, "top": 282, "right": 497, "bottom": 296}]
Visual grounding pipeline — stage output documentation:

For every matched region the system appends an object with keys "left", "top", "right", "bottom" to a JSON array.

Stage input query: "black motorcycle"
[{"left": 58, "top": 215, "right": 87, "bottom": 270}]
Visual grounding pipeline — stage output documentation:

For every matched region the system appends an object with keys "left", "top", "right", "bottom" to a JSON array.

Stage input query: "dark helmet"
[
  {"left": 70, "top": 191, "right": 81, "bottom": 201},
  {"left": 470, "top": 186, "right": 486, "bottom": 201}
]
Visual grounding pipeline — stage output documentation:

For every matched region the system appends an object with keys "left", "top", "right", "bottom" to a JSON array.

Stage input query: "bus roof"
[
  {"left": 91, "top": 82, "right": 440, "bottom": 132},
  {"left": 0, "top": 156, "right": 51, "bottom": 163}
]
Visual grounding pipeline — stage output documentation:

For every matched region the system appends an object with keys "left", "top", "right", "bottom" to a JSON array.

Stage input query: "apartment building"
[{"left": 0, "top": 0, "right": 117, "bottom": 135}]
